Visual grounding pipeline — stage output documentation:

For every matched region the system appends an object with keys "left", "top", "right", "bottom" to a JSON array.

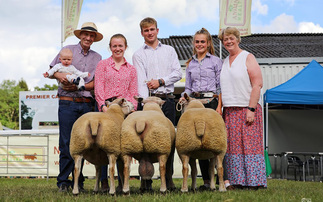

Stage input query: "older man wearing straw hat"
[{"left": 49, "top": 22, "right": 103, "bottom": 193}]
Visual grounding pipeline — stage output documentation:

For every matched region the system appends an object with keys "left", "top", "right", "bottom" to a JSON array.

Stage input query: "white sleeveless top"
[{"left": 220, "top": 50, "right": 252, "bottom": 107}]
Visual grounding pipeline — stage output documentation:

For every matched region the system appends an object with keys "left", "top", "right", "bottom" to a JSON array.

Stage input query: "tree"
[
  {"left": 0, "top": 78, "right": 28, "bottom": 129},
  {"left": 20, "top": 100, "right": 35, "bottom": 129},
  {"left": 34, "top": 84, "right": 58, "bottom": 91}
]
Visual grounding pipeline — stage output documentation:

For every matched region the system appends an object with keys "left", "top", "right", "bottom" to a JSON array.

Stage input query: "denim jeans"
[{"left": 57, "top": 100, "right": 92, "bottom": 188}]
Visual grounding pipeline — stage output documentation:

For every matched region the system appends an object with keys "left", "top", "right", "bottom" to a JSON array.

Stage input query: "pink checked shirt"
[{"left": 95, "top": 56, "right": 138, "bottom": 111}]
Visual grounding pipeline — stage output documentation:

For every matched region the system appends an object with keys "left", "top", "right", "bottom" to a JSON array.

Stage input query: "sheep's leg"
[
  {"left": 122, "top": 155, "right": 132, "bottom": 195},
  {"left": 216, "top": 153, "right": 226, "bottom": 192},
  {"left": 179, "top": 154, "right": 190, "bottom": 192},
  {"left": 189, "top": 158, "right": 197, "bottom": 191},
  {"left": 108, "top": 154, "right": 116, "bottom": 195},
  {"left": 72, "top": 155, "right": 82, "bottom": 195},
  {"left": 158, "top": 154, "right": 168, "bottom": 193},
  {"left": 209, "top": 157, "right": 216, "bottom": 191},
  {"left": 93, "top": 165, "right": 101, "bottom": 194}
]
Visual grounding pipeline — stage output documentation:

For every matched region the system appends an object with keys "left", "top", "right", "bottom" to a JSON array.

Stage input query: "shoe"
[
  {"left": 78, "top": 186, "right": 87, "bottom": 193},
  {"left": 73, "top": 77, "right": 80, "bottom": 85},
  {"left": 59, "top": 184, "right": 69, "bottom": 193},
  {"left": 101, "top": 179, "right": 109, "bottom": 193},
  {"left": 78, "top": 86, "right": 85, "bottom": 91},
  {"left": 226, "top": 185, "right": 235, "bottom": 190},
  {"left": 198, "top": 184, "right": 210, "bottom": 191}
]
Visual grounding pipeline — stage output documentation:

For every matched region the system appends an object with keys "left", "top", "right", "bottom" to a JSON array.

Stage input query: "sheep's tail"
[
  {"left": 195, "top": 120, "right": 205, "bottom": 137},
  {"left": 89, "top": 119, "right": 100, "bottom": 136},
  {"left": 135, "top": 119, "right": 146, "bottom": 134}
]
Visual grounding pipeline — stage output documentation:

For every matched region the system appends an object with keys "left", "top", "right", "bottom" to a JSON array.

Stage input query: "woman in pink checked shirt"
[
  {"left": 94, "top": 33, "right": 138, "bottom": 192},
  {"left": 95, "top": 33, "right": 138, "bottom": 112}
]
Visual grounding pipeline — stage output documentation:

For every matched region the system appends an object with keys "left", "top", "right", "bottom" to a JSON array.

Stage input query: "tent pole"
[{"left": 266, "top": 102, "right": 269, "bottom": 151}]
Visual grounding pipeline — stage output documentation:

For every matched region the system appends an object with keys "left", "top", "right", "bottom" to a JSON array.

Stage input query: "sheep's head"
[
  {"left": 134, "top": 96, "right": 165, "bottom": 111},
  {"left": 106, "top": 98, "right": 134, "bottom": 116},
  {"left": 140, "top": 96, "right": 165, "bottom": 112},
  {"left": 142, "top": 96, "right": 165, "bottom": 106},
  {"left": 181, "top": 93, "right": 205, "bottom": 112}
]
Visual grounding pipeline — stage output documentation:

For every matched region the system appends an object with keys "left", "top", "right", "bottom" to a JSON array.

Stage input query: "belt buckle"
[
  {"left": 193, "top": 92, "right": 200, "bottom": 97},
  {"left": 203, "top": 92, "right": 214, "bottom": 98}
]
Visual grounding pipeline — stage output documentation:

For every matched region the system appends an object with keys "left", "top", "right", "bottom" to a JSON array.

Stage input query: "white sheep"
[
  {"left": 120, "top": 97, "right": 176, "bottom": 194},
  {"left": 176, "top": 93, "right": 227, "bottom": 192},
  {"left": 69, "top": 98, "right": 134, "bottom": 195}
]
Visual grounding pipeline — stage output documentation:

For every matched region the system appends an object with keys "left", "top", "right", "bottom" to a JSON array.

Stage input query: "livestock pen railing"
[{"left": 0, "top": 129, "right": 59, "bottom": 179}]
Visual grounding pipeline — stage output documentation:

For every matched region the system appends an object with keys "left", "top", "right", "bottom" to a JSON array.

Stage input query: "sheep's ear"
[
  {"left": 184, "top": 93, "right": 190, "bottom": 101},
  {"left": 158, "top": 100, "right": 166, "bottom": 106},
  {"left": 117, "top": 98, "right": 125, "bottom": 106},
  {"left": 134, "top": 96, "right": 143, "bottom": 103}
]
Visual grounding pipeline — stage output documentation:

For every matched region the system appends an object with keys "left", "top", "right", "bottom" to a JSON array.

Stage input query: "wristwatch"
[
  {"left": 158, "top": 79, "right": 164, "bottom": 86},
  {"left": 247, "top": 106, "right": 255, "bottom": 112}
]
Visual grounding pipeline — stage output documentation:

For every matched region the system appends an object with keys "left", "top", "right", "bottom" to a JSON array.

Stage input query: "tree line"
[{"left": 0, "top": 79, "right": 58, "bottom": 129}]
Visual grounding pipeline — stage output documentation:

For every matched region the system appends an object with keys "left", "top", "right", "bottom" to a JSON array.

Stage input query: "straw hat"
[{"left": 74, "top": 22, "right": 103, "bottom": 42}]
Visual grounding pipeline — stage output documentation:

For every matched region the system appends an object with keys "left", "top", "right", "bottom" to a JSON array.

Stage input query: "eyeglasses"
[{"left": 195, "top": 40, "right": 206, "bottom": 44}]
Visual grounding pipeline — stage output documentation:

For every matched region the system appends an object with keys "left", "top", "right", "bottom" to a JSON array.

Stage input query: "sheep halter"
[{"left": 176, "top": 99, "right": 186, "bottom": 112}]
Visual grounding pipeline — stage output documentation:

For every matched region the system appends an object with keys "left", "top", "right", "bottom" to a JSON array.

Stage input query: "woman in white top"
[{"left": 218, "top": 27, "right": 267, "bottom": 190}]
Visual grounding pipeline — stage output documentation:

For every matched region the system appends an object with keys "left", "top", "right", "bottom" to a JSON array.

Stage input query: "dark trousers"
[{"left": 57, "top": 100, "right": 92, "bottom": 188}]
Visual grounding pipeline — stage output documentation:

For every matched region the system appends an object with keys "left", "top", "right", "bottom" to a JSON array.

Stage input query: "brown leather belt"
[
  {"left": 192, "top": 92, "right": 218, "bottom": 99},
  {"left": 59, "top": 96, "right": 92, "bottom": 103},
  {"left": 150, "top": 93, "right": 175, "bottom": 99}
]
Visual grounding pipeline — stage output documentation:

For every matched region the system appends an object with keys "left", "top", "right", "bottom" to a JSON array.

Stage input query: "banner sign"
[
  {"left": 63, "top": 0, "right": 83, "bottom": 41},
  {"left": 219, "top": 0, "right": 252, "bottom": 36}
]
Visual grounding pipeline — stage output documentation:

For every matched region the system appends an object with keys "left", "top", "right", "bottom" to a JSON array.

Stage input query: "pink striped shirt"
[{"left": 95, "top": 56, "right": 138, "bottom": 111}]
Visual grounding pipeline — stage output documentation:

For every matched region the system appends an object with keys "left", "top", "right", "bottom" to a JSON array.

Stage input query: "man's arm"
[
  {"left": 133, "top": 52, "right": 149, "bottom": 98},
  {"left": 161, "top": 47, "right": 182, "bottom": 86}
]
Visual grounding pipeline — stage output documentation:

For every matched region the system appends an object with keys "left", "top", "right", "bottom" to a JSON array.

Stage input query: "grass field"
[{"left": 0, "top": 177, "right": 322, "bottom": 202}]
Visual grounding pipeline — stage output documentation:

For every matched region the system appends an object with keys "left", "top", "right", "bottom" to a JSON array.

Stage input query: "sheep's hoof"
[
  {"left": 219, "top": 188, "right": 227, "bottom": 192},
  {"left": 123, "top": 191, "right": 130, "bottom": 196},
  {"left": 167, "top": 186, "right": 176, "bottom": 192},
  {"left": 160, "top": 190, "right": 167, "bottom": 195},
  {"left": 189, "top": 187, "right": 197, "bottom": 193},
  {"left": 92, "top": 190, "right": 99, "bottom": 195}
]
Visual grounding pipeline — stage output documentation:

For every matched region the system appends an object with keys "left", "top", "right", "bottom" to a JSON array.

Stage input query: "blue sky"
[{"left": 0, "top": 0, "right": 322, "bottom": 89}]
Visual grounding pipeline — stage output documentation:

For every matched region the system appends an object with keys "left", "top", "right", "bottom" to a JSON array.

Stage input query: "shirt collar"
[
  {"left": 143, "top": 41, "right": 162, "bottom": 50},
  {"left": 77, "top": 42, "right": 92, "bottom": 56},
  {"left": 108, "top": 56, "right": 129, "bottom": 68},
  {"left": 192, "top": 52, "right": 211, "bottom": 61}
]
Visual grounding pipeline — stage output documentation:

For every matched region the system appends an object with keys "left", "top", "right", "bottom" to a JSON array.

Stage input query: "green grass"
[{"left": 0, "top": 177, "right": 322, "bottom": 202}]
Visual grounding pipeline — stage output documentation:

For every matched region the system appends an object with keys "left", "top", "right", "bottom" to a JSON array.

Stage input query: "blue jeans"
[{"left": 57, "top": 100, "right": 92, "bottom": 188}]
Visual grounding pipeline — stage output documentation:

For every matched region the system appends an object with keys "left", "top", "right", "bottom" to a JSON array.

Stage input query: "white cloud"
[
  {"left": 283, "top": 0, "right": 295, "bottom": 6},
  {"left": 252, "top": 13, "right": 298, "bottom": 33},
  {"left": 1, "top": 0, "right": 322, "bottom": 90},
  {"left": 298, "top": 22, "right": 323, "bottom": 33},
  {"left": 252, "top": 0, "right": 268, "bottom": 15}
]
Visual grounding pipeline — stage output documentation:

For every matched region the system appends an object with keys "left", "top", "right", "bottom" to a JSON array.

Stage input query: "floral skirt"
[{"left": 223, "top": 104, "right": 267, "bottom": 187}]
